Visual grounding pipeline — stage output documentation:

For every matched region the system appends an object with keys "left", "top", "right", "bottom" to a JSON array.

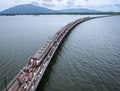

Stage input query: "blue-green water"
[{"left": 0, "top": 15, "right": 120, "bottom": 91}]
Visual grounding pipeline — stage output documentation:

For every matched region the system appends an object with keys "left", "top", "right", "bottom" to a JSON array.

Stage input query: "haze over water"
[{"left": 0, "top": 15, "right": 120, "bottom": 91}]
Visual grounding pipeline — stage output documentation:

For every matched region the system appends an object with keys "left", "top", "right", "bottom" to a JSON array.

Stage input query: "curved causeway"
[{"left": 4, "top": 16, "right": 105, "bottom": 91}]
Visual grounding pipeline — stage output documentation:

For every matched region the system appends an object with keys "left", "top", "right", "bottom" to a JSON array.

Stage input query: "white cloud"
[{"left": 0, "top": 0, "right": 120, "bottom": 11}]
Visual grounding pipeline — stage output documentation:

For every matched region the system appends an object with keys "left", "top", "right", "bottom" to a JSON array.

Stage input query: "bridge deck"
[{"left": 4, "top": 16, "right": 101, "bottom": 91}]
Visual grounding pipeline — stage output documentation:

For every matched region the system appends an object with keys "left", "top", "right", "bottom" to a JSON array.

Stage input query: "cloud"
[
  {"left": 57, "top": 0, "right": 62, "bottom": 1},
  {"left": 41, "top": 2, "right": 56, "bottom": 7},
  {"left": 66, "top": 1, "right": 75, "bottom": 7},
  {"left": 0, "top": 0, "right": 120, "bottom": 11},
  {"left": 43, "top": 0, "right": 52, "bottom": 2},
  {"left": 31, "top": 2, "right": 39, "bottom": 6},
  {"left": 115, "top": 4, "right": 120, "bottom": 7}
]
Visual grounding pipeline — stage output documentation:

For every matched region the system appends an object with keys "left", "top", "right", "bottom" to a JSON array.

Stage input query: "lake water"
[{"left": 0, "top": 15, "right": 120, "bottom": 91}]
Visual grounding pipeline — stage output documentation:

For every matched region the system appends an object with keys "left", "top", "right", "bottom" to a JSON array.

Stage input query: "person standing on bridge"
[
  {"left": 16, "top": 76, "right": 21, "bottom": 87},
  {"left": 24, "top": 73, "right": 29, "bottom": 83}
]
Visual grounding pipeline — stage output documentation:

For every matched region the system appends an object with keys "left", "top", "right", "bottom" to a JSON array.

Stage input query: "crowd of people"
[
  {"left": 16, "top": 59, "right": 40, "bottom": 90},
  {"left": 15, "top": 32, "right": 61, "bottom": 90}
]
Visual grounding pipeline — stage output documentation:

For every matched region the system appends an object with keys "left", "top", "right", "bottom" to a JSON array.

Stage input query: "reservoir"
[{"left": 0, "top": 15, "right": 120, "bottom": 91}]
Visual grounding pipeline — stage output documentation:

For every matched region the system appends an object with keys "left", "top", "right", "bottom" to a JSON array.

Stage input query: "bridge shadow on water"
[{"left": 36, "top": 31, "right": 72, "bottom": 91}]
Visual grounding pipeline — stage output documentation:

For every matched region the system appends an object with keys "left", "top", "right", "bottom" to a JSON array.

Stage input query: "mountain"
[
  {"left": 0, "top": 4, "right": 57, "bottom": 14},
  {"left": 0, "top": 4, "right": 100, "bottom": 15},
  {"left": 60, "top": 8, "right": 99, "bottom": 13}
]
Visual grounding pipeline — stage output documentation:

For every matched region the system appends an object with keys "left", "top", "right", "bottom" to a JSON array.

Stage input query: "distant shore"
[{"left": 0, "top": 12, "right": 120, "bottom": 16}]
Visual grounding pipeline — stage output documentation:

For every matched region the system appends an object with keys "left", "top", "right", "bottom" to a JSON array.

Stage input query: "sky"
[{"left": 0, "top": 0, "right": 120, "bottom": 11}]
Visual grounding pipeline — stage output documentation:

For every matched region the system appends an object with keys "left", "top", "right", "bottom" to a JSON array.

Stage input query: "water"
[
  {"left": 37, "top": 16, "right": 120, "bottom": 91},
  {"left": 0, "top": 15, "right": 120, "bottom": 91},
  {"left": 0, "top": 15, "right": 94, "bottom": 91}
]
